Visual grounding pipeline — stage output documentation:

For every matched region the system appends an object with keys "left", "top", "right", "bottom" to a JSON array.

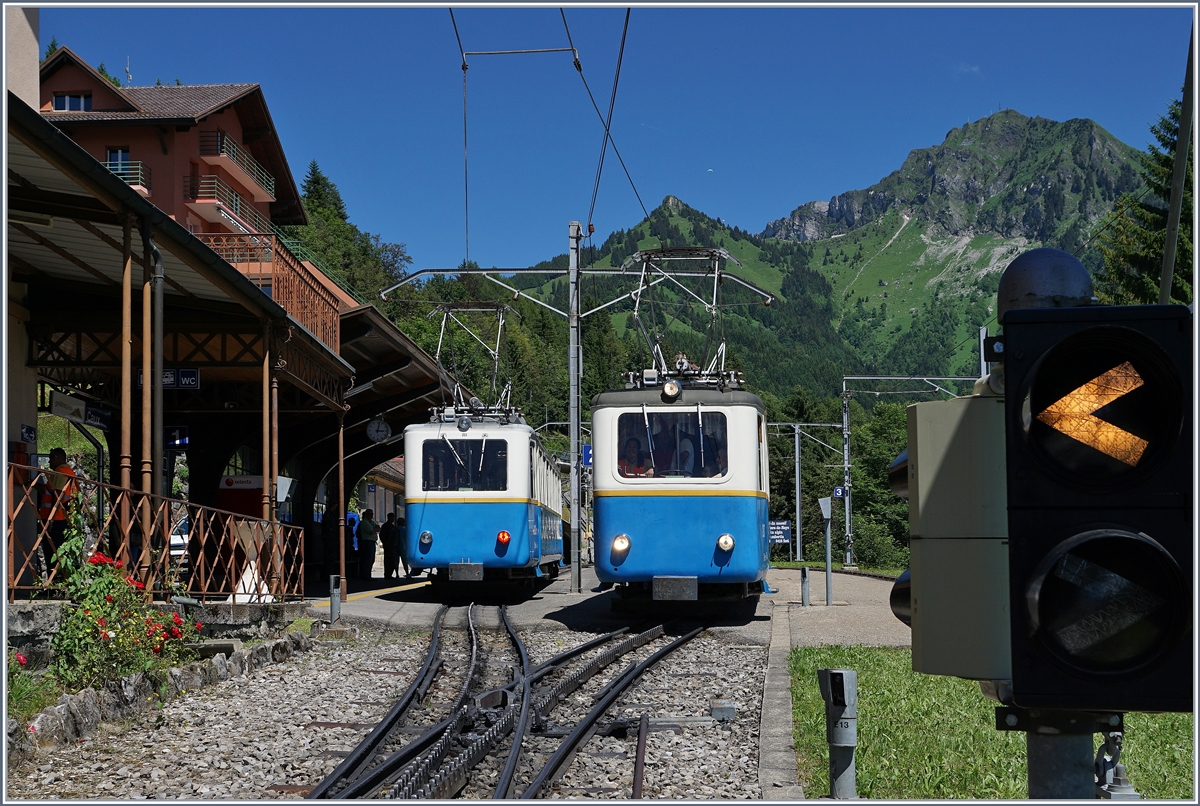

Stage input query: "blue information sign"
[
  {"left": 581, "top": 444, "right": 593, "bottom": 467},
  {"left": 769, "top": 520, "right": 792, "bottom": 545},
  {"left": 833, "top": 486, "right": 847, "bottom": 499}
]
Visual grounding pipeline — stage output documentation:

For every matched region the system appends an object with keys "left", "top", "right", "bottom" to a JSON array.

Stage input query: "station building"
[{"left": 6, "top": 21, "right": 453, "bottom": 602}]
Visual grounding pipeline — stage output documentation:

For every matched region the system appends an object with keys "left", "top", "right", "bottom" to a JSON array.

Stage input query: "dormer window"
[{"left": 53, "top": 92, "right": 92, "bottom": 111}]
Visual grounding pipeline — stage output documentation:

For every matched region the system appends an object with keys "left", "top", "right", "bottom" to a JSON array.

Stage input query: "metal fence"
[{"left": 6, "top": 463, "right": 304, "bottom": 603}]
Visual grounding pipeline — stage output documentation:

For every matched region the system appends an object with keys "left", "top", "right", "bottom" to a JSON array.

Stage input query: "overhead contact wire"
[
  {"left": 584, "top": 8, "right": 632, "bottom": 233},
  {"left": 450, "top": 8, "right": 470, "bottom": 265},
  {"left": 562, "top": 8, "right": 649, "bottom": 223}
]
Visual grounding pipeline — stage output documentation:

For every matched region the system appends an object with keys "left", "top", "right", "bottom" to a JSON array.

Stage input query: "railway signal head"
[{"left": 1000, "top": 251, "right": 1192, "bottom": 713}]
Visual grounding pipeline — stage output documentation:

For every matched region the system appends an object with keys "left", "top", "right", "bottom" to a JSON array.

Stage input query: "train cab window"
[
  {"left": 422, "top": 438, "right": 508, "bottom": 491},
  {"left": 616, "top": 412, "right": 727, "bottom": 478}
]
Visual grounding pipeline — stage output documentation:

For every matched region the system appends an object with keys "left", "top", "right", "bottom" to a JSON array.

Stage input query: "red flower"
[
  {"left": 152, "top": 645, "right": 162, "bottom": 654},
  {"left": 105, "top": 595, "right": 113, "bottom": 603},
  {"left": 99, "top": 632, "right": 109, "bottom": 641},
  {"left": 87, "top": 552, "right": 113, "bottom": 566},
  {"left": 114, "top": 561, "right": 122, "bottom": 569},
  {"left": 146, "top": 627, "right": 156, "bottom": 637},
  {"left": 15, "top": 652, "right": 27, "bottom": 667},
  {"left": 97, "top": 617, "right": 107, "bottom": 627},
  {"left": 124, "top": 576, "right": 145, "bottom": 590},
  {"left": 172, "top": 612, "right": 183, "bottom": 626},
  {"left": 194, "top": 622, "right": 203, "bottom": 632},
  {"left": 169, "top": 626, "right": 182, "bottom": 639}
]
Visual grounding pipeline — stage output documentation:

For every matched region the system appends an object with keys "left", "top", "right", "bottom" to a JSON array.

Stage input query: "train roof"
[{"left": 590, "top": 387, "right": 765, "bottom": 411}]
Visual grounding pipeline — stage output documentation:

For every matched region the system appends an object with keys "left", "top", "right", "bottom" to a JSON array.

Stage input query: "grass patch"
[
  {"left": 7, "top": 670, "right": 63, "bottom": 724},
  {"left": 790, "top": 646, "right": 1194, "bottom": 799},
  {"left": 288, "top": 617, "right": 315, "bottom": 634}
]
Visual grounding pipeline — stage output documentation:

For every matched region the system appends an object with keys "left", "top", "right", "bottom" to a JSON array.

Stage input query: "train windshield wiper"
[{"left": 442, "top": 434, "right": 466, "bottom": 467}]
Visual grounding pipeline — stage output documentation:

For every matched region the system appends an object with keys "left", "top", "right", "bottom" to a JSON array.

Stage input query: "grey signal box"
[{"left": 906, "top": 391, "right": 1011, "bottom": 683}]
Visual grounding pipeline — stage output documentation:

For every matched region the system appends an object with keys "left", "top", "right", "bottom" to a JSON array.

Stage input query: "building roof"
[
  {"left": 45, "top": 83, "right": 259, "bottom": 123},
  {"left": 38, "top": 47, "right": 305, "bottom": 224}
]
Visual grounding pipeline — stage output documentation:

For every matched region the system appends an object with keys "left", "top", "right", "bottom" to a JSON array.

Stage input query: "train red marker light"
[{"left": 497, "top": 530, "right": 511, "bottom": 544}]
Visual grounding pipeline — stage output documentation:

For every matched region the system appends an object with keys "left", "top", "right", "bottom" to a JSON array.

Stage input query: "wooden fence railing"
[{"left": 7, "top": 463, "right": 304, "bottom": 603}]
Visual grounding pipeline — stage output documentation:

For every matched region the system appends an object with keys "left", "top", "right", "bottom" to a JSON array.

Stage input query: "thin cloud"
[{"left": 956, "top": 63, "right": 981, "bottom": 73}]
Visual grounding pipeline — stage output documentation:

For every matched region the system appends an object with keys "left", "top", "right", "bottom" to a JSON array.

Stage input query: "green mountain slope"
[{"left": 504, "top": 110, "right": 1143, "bottom": 396}]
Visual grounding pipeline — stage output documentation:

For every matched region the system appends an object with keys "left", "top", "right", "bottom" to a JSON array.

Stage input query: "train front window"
[
  {"left": 616, "top": 411, "right": 727, "bottom": 478},
  {"left": 422, "top": 438, "right": 508, "bottom": 491}
]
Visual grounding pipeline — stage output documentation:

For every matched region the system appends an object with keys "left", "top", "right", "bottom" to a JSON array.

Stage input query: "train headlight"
[
  {"left": 419, "top": 530, "right": 433, "bottom": 545},
  {"left": 497, "top": 530, "right": 511, "bottom": 544},
  {"left": 457, "top": 416, "right": 471, "bottom": 432},
  {"left": 661, "top": 380, "right": 682, "bottom": 402},
  {"left": 717, "top": 533, "right": 735, "bottom": 552},
  {"left": 612, "top": 533, "right": 631, "bottom": 553}
]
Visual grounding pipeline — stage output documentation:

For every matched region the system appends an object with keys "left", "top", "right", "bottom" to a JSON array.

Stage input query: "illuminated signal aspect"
[{"left": 1035, "top": 362, "right": 1148, "bottom": 466}]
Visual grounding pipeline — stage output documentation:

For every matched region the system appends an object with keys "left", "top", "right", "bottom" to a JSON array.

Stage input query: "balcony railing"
[
  {"left": 103, "top": 160, "right": 151, "bottom": 191},
  {"left": 197, "top": 233, "right": 341, "bottom": 348},
  {"left": 199, "top": 130, "right": 276, "bottom": 198},
  {"left": 7, "top": 463, "right": 304, "bottom": 603},
  {"left": 184, "top": 173, "right": 365, "bottom": 308},
  {"left": 183, "top": 174, "right": 275, "bottom": 233}
]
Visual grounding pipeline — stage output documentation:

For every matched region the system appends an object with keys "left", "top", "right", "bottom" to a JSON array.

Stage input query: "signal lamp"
[
  {"left": 716, "top": 533, "right": 735, "bottom": 552},
  {"left": 497, "top": 530, "right": 511, "bottom": 544}
]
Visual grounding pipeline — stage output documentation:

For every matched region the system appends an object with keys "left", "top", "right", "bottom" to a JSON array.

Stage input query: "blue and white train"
[
  {"left": 591, "top": 371, "right": 771, "bottom": 600},
  {"left": 403, "top": 406, "right": 565, "bottom": 582}
]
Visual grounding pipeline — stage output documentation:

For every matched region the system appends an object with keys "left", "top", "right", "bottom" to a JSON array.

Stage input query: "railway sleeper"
[
  {"left": 531, "top": 626, "right": 664, "bottom": 718},
  {"left": 530, "top": 716, "right": 683, "bottom": 739}
]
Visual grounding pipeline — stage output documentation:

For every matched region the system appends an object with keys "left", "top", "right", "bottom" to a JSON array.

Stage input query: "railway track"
[{"left": 307, "top": 605, "right": 703, "bottom": 799}]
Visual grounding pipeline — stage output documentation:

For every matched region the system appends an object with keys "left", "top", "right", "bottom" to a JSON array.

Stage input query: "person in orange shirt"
[
  {"left": 36, "top": 448, "right": 77, "bottom": 576},
  {"left": 618, "top": 438, "right": 653, "bottom": 477}
]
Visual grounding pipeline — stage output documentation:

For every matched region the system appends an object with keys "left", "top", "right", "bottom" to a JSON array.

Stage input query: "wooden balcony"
[{"left": 197, "top": 233, "right": 341, "bottom": 349}]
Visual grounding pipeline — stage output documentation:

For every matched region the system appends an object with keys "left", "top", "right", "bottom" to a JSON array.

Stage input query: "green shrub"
[
  {"left": 50, "top": 548, "right": 201, "bottom": 691},
  {"left": 851, "top": 515, "right": 908, "bottom": 569}
]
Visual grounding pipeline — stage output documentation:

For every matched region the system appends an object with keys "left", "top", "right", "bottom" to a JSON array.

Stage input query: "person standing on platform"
[
  {"left": 36, "top": 448, "right": 77, "bottom": 579},
  {"left": 381, "top": 512, "right": 402, "bottom": 580},
  {"left": 357, "top": 509, "right": 380, "bottom": 579}
]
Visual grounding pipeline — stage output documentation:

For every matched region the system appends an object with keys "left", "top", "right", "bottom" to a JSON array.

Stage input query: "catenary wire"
[
  {"left": 585, "top": 9, "right": 632, "bottom": 233},
  {"left": 562, "top": 8, "right": 650, "bottom": 224}
]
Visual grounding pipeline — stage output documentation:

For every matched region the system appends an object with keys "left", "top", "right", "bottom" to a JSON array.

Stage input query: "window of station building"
[
  {"left": 422, "top": 438, "right": 507, "bottom": 492},
  {"left": 106, "top": 147, "right": 130, "bottom": 165},
  {"left": 616, "top": 411, "right": 727, "bottom": 479},
  {"left": 52, "top": 92, "right": 92, "bottom": 111}
]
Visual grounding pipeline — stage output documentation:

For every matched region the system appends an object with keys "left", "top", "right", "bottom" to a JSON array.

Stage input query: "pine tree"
[
  {"left": 43, "top": 37, "right": 59, "bottom": 61},
  {"left": 96, "top": 62, "right": 122, "bottom": 89},
  {"left": 301, "top": 161, "right": 348, "bottom": 222},
  {"left": 1096, "top": 97, "right": 1193, "bottom": 304}
]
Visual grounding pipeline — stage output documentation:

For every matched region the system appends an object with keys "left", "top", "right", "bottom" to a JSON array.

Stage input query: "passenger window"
[
  {"left": 616, "top": 411, "right": 727, "bottom": 478},
  {"left": 422, "top": 438, "right": 507, "bottom": 491}
]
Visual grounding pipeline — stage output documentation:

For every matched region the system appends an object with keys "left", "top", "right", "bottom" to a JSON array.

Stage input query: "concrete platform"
[{"left": 304, "top": 564, "right": 912, "bottom": 800}]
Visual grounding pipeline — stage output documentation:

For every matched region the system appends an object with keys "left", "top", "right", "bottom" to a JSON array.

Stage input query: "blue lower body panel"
[
  {"left": 405, "top": 501, "right": 562, "bottom": 574},
  {"left": 594, "top": 494, "right": 768, "bottom": 585}
]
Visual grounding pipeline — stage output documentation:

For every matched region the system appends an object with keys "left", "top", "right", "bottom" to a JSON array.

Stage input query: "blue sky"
[{"left": 38, "top": 5, "right": 1194, "bottom": 271}]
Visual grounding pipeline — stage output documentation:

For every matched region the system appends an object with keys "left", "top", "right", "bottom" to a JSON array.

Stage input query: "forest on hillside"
[{"left": 284, "top": 163, "right": 916, "bottom": 567}]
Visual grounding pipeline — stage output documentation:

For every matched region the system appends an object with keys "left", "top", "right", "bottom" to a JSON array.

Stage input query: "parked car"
[{"left": 169, "top": 515, "right": 190, "bottom": 578}]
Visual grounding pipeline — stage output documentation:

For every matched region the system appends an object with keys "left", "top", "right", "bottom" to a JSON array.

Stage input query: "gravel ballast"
[{"left": 6, "top": 623, "right": 768, "bottom": 800}]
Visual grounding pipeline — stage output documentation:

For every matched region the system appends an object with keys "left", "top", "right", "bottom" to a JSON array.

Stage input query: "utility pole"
[
  {"left": 841, "top": 388, "right": 853, "bottom": 568},
  {"left": 793, "top": 425, "right": 801, "bottom": 562},
  {"left": 568, "top": 221, "right": 582, "bottom": 594}
]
